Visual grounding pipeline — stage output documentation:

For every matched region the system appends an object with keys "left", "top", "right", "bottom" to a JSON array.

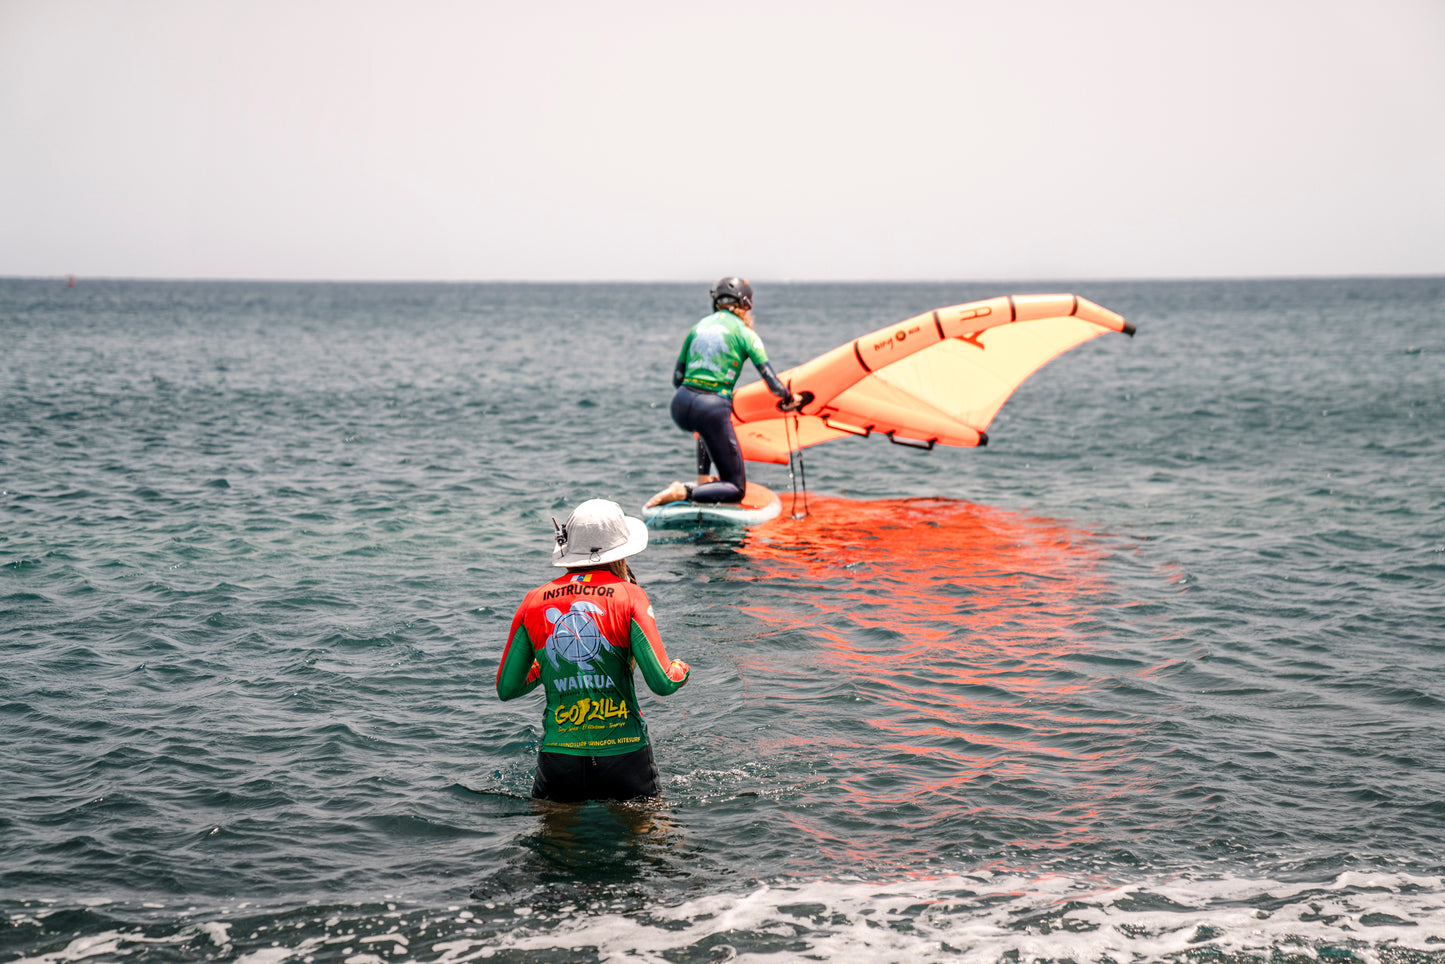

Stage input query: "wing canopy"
[{"left": 732, "top": 294, "right": 1132, "bottom": 464}]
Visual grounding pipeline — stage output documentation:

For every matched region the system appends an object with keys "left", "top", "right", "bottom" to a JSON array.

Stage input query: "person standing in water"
[
  {"left": 496, "top": 499, "right": 690, "bottom": 803},
  {"left": 646, "top": 277, "right": 795, "bottom": 507}
]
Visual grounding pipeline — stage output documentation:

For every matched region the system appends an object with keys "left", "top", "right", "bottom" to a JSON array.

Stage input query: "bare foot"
[{"left": 645, "top": 481, "right": 690, "bottom": 508}]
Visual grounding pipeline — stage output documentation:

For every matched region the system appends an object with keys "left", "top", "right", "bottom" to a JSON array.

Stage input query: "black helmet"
[{"left": 710, "top": 276, "right": 753, "bottom": 311}]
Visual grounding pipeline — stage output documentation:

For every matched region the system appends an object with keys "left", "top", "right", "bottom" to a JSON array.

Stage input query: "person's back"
[
  {"left": 676, "top": 308, "right": 770, "bottom": 399},
  {"left": 647, "top": 277, "right": 794, "bottom": 508},
  {"left": 496, "top": 499, "right": 690, "bottom": 803}
]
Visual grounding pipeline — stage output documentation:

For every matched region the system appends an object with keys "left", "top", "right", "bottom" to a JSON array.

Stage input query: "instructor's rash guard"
[{"left": 497, "top": 570, "right": 689, "bottom": 756}]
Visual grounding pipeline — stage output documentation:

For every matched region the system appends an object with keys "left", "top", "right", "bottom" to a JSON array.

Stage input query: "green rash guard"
[
  {"left": 496, "top": 570, "right": 689, "bottom": 757},
  {"left": 675, "top": 310, "right": 771, "bottom": 399}
]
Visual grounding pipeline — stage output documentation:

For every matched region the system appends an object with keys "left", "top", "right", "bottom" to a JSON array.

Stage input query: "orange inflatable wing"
[{"left": 731, "top": 294, "right": 1133, "bottom": 464}]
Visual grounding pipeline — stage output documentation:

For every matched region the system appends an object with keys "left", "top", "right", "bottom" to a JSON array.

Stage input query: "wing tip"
[{"left": 1122, "top": 321, "right": 1137, "bottom": 337}]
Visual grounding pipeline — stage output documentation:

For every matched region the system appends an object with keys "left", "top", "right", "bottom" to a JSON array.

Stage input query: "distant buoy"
[{"left": 66, "top": 275, "right": 76, "bottom": 287}]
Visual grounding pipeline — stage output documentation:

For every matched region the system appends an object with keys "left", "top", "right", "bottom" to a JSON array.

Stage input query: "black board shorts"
[{"left": 532, "top": 744, "right": 661, "bottom": 803}]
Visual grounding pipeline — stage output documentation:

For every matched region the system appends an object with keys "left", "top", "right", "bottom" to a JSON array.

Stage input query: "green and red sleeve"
[
  {"left": 496, "top": 604, "right": 542, "bottom": 701},
  {"left": 625, "top": 585, "right": 689, "bottom": 695}
]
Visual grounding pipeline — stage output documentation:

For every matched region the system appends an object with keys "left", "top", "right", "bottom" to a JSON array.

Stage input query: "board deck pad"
[{"left": 641, "top": 482, "right": 782, "bottom": 528}]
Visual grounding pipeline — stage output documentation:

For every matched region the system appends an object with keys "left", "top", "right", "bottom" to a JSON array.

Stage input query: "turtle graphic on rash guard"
[
  {"left": 543, "top": 600, "right": 614, "bottom": 672},
  {"left": 676, "top": 310, "right": 771, "bottom": 400},
  {"left": 688, "top": 326, "right": 730, "bottom": 375}
]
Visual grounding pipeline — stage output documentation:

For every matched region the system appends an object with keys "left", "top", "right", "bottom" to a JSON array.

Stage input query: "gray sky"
[{"left": 3, "top": 0, "right": 1443, "bottom": 282}]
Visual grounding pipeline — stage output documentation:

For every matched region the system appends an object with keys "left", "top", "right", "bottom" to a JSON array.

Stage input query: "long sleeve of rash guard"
[
  {"left": 672, "top": 331, "right": 694, "bottom": 388},
  {"left": 625, "top": 592, "right": 689, "bottom": 696},
  {"left": 756, "top": 361, "right": 793, "bottom": 403},
  {"left": 496, "top": 621, "right": 542, "bottom": 701}
]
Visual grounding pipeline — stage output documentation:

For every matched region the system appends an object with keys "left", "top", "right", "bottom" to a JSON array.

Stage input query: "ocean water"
[{"left": 1, "top": 276, "right": 1443, "bottom": 963}]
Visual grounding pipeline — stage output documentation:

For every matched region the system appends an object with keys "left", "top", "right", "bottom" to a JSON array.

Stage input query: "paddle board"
[{"left": 642, "top": 481, "right": 782, "bottom": 528}]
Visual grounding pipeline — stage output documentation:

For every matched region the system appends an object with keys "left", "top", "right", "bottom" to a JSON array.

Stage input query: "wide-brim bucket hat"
[{"left": 551, "top": 499, "right": 649, "bottom": 568}]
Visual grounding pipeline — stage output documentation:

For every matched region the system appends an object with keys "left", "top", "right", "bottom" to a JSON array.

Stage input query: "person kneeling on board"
[
  {"left": 496, "top": 499, "right": 691, "bottom": 803},
  {"left": 646, "top": 277, "right": 796, "bottom": 508}
]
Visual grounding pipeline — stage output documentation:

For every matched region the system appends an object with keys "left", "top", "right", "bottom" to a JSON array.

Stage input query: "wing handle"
[
  {"left": 777, "top": 390, "right": 814, "bottom": 413},
  {"left": 886, "top": 432, "right": 937, "bottom": 452}
]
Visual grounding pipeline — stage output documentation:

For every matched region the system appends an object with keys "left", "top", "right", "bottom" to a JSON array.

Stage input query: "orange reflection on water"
[{"left": 730, "top": 496, "right": 1148, "bottom": 863}]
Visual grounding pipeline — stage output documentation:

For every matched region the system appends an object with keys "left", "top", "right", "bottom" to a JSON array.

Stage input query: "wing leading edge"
[{"left": 731, "top": 294, "right": 1133, "bottom": 464}]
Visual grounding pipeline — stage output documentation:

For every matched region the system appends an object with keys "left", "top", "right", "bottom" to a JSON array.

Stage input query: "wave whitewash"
[{"left": 2, "top": 277, "right": 1443, "bottom": 962}]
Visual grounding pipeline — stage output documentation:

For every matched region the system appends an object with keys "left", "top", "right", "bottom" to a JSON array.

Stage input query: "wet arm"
[
  {"left": 496, "top": 622, "right": 542, "bottom": 700},
  {"left": 755, "top": 361, "right": 793, "bottom": 402},
  {"left": 630, "top": 617, "right": 689, "bottom": 696},
  {"left": 743, "top": 328, "right": 792, "bottom": 402},
  {"left": 673, "top": 331, "right": 694, "bottom": 388}
]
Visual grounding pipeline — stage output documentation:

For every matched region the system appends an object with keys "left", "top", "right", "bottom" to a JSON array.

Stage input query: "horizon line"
[{"left": 5, "top": 271, "right": 1443, "bottom": 286}]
